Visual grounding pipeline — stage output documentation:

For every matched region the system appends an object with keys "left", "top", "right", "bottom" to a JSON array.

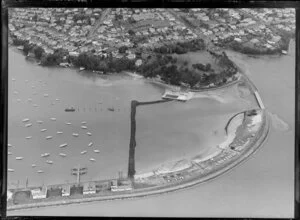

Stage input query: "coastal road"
[{"left": 88, "top": 8, "right": 112, "bottom": 39}]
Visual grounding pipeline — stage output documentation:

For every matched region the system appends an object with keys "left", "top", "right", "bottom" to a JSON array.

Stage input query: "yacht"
[
  {"left": 72, "top": 133, "right": 79, "bottom": 137},
  {"left": 94, "top": 149, "right": 100, "bottom": 153},
  {"left": 37, "top": 120, "right": 43, "bottom": 124},
  {"left": 89, "top": 158, "right": 96, "bottom": 162},
  {"left": 25, "top": 136, "right": 32, "bottom": 139},
  {"left": 81, "top": 126, "right": 87, "bottom": 129},
  {"left": 57, "top": 131, "right": 63, "bottom": 134},
  {"left": 59, "top": 153, "right": 66, "bottom": 157},
  {"left": 86, "top": 132, "right": 92, "bottom": 136},
  {"left": 41, "top": 153, "right": 50, "bottom": 157},
  {"left": 46, "top": 136, "right": 53, "bottom": 139},
  {"left": 8, "top": 169, "right": 15, "bottom": 172},
  {"left": 41, "top": 129, "right": 47, "bottom": 132},
  {"left": 88, "top": 142, "right": 93, "bottom": 147},
  {"left": 37, "top": 170, "right": 44, "bottom": 173},
  {"left": 25, "top": 123, "right": 32, "bottom": 127},
  {"left": 16, "top": 157, "right": 23, "bottom": 160},
  {"left": 22, "top": 118, "right": 30, "bottom": 122},
  {"left": 81, "top": 150, "right": 87, "bottom": 155},
  {"left": 32, "top": 164, "right": 36, "bottom": 167},
  {"left": 50, "top": 118, "right": 56, "bottom": 121},
  {"left": 46, "top": 160, "right": 53, "bottom": 164},
  {"left": 59, "top": 143, "right": 68, "bottom": 148}
]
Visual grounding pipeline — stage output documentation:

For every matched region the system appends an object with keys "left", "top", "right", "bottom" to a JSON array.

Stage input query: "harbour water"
[{"left": 7, "top": 40, "right": 295, "bottom": 217}]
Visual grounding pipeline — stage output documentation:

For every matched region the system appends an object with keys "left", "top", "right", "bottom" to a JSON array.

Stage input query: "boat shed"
[
  {"left": 83, "top": 182, "right": 96, "bottom": 195},
  {"left": 31, "top": 186, "right": 48, "bottom": 199}
]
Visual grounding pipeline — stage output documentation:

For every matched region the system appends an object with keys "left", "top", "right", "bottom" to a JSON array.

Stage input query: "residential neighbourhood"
[{"left": 9, "top": 8, "right": 295, "bottom": 59}]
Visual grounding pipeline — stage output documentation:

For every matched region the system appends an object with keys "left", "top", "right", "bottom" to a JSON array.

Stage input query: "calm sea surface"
[{"left": 7, "top": 42, "right": 295, "bottom": 217}]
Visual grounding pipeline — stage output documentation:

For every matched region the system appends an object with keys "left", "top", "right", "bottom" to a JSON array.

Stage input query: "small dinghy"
[
  {"left": 41, "top": 129, "right": 47, "bottom": 132},
  {"left": 25, "top": 123, "right": 32, "bottom": 127},
  {"left": 66, "top": 122, "right": 72, "bottom": 125},
  {"left": 81, "top": 150, "right": 87, "bottom": 155},
  {"left": 81, "top": 126, "right": 87, "bottom": 129},
  {"left": 46, "top": 136, "right": 53, "bottom": 140},
  {"left": 59, "top": 143, "right": 68, "bottom": 148},
  {"left": 89, "top": 158, "right": 96, "bottom": 162},
  {"left": 57, "top": 131, "right": 63, "bottom": 134},
  {"left": 86, "top": 132, "right": 92, "bottom": 136},
  {"left": 55, "top": 98, "right": 60, "bottom": 101},
  {"left": 25, "top": 136, "right": 32, "bottom": 139},
  {"left": 94, "top": 149, "right": 100, "bottom": 153},
  {"left": 88, "top": 142, "right": 93, "bottom": 147},
  {"left": 46, "top": 160, "right": 53, "bottom": 164},
  {"left": 37, "top": 170, "right": 44, "bottom": 173},
  {"left": 22, "top": 118, "right": 30, "bottom": 122}
]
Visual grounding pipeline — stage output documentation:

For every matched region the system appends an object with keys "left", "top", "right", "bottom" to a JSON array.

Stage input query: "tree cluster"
[{"left": 154, "top": 38, "right": 205, "bottom": 54}]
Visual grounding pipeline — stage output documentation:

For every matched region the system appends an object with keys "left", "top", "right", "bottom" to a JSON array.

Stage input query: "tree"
[
  {"left": 33, "top": 46, "right": 45, "bottom": 60},
  {"left": 128, "top": 29, "right": 135, "bottom": 36},
  {"left": 119, "top": 46, "right": 128, "bottom": 54}
]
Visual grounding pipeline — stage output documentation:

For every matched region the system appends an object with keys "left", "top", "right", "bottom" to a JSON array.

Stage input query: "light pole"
[{"left": 71, "top": 165, "right": 87, "bottom": 185}]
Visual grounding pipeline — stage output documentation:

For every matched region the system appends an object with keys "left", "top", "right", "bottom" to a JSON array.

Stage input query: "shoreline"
[
  {"left": 8, "top": 110, "right": 269, "bottom": 212},
  {"left": 7, "top": 46, "right": 270, "bottom": 212}
]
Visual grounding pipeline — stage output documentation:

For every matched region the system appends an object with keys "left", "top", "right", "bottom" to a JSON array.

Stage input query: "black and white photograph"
[{"left": 5, "top": 5, "right": 296, "bottom": 218}]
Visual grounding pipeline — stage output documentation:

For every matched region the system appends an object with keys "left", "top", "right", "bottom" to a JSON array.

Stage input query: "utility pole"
[{"left": 71, "top": 164, "right": 87, "bottom": 185}]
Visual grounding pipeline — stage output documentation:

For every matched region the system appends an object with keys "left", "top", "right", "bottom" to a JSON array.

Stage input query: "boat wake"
[{"left": 268, "top": 112, "right": 290, "bottom": 132}]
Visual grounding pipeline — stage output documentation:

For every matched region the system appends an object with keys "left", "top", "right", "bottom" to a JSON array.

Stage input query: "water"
[{"left": 7, "top": 41, "right": 295, "bottom": 217}]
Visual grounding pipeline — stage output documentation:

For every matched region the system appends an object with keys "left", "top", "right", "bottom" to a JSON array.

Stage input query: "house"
[{"left": 31, "top": 186, "right": 48, "bottom": 199}]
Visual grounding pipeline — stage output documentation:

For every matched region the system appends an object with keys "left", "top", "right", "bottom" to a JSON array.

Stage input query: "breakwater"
[{"left": 127, "top": 99, "right": 172, "bottom": 179}]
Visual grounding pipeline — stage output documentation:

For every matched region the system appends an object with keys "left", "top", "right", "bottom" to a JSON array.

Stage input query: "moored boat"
[
  {"left": 46, "top": 136, "right": 53, "bottom": 139},
  {"left": 8, "top": 169, "right": 15, "bottom": 172},
  {"left": 46, "top": 160, "right": 53, "bottom": 164},
  {"left": 94, "top": 149, "right": 100, "bottom": 153},
  {"left": 57, "top": 131, "right": 63, "bottom": 134},
  {"left": 44, "top": 94, "right": 49, "bottom": 97},
  {"left": 108, "top": 107, "right": 115, "bottom": 112},
  {"left": 8, "top": 143, "right": 13, "bottom": 147},
  {"left": 88, "top": 142, "right": 93, "bottom": 147},
  {"left": 81, "top": 150, "right": 87, "bottom": 155},
  {"left": 86, "top": 132, "right": 92, "bottom": 136},
  {"left": 50, "top": 118, "right": 56, "bottom": 121},
  {"left": 32, "top": 164, "right": 36, "bottom": 167},
  {"left": 8, "top": 151, "right": 12, "bottom": 155},
  {"left": 25, "top": 136, "right": 32, "bottom": 139},
  {"left": 66, "top": 122, "right": 72, "bottom": 125},
  {"left": 41, "top": 129, "right": 47, "bottom": 132},
  {"left": 25, "top": 123, "right": 32, "bottom": 127},
  {"left": 65, "top": 107, "right": 75, "bottom": 112},
  {"left": 41, "top": 153, "right": 50, "bottom": 157},
  {"left": 72, "top": 133, "right": 79, "bottom": 137},
  {"left": 16, "top": 157, "right": 23, "bottom": 160},
  {"left": 33, "top": 104, "right": 39, "bottom": 107},
  {"left": 59, "top": 153, "right": 66, "bottom": 157},
  {"left": 89, "top": 158, "right": 96, "bottom": 162},
  {"left": 37, "top": 170, "right": 44, "bottom": 173},
  {"left": 81, "top": 126, "right": 87, "bottom": 129},
  {"left": 59, "top": 143, "right": 68, "bottom": 148},
  {"left": 37, "top": 120, "right": 43, "bottom": 124},
  {"left": 81, "top": 121, "right": 87, "bottom": 124},
  {"left": 22, "top": 118, "right": 30, "bottom": 122}
]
